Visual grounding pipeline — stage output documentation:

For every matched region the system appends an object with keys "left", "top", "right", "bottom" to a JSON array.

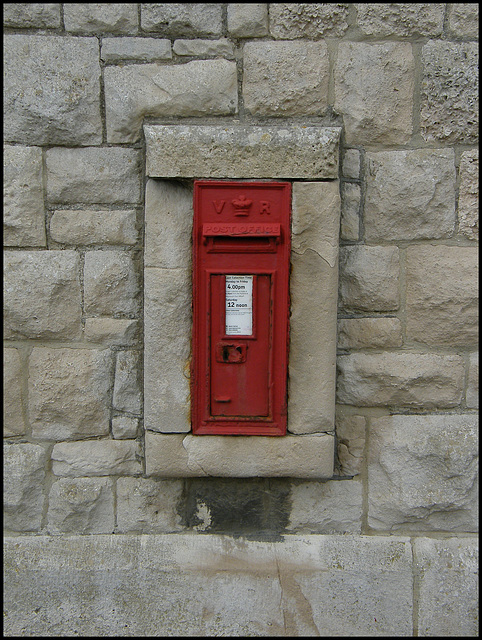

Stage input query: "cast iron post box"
[{"left": 192, "top": 181, "right": 291, "bottom": 435}]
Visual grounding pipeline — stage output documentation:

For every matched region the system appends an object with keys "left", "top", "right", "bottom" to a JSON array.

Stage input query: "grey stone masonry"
[
  {"left": 51, "top": 440, "right": 142, "bottom": 477},
  {"left": 269, "top": 3, "right": 350, "bottom": 38},
  {"left": 50, "top": 209, "right": 138, "bottom": 246},
  {"left": 141, "top": 3, "right": 223, "bottom": 36},
  {"left": 84, "top": 251, "right": 140, "bottom": 316},
  {"left": 227, "top": 4, "right": 268, "bottom": 38},
  {"left": 3, "top": 348, "right": 26, "bottom": 437},
  {"left": 3, "top": 3, "right": 61, "bottom": 28},
  {"left": 63, "top": 3, "right": 138, "bottom": 34},
  {"left": 335, "top": 411, "right": 366, "bottom": 477},
  {"left": 447, "top": 3, "right": 479, "bottom": 37},
  {"left": 113, "top": 350, "right": 142, "bottom": 415},
  {"left": 355, "top": 3, "right": 445, "bottom": 37},
  {"left": 337, "top": 318, "right": 403, "bottom": 350},
  {"left": 458, "top": 149, "right": 479, "bottom": 241},
  {"left": 172, "top": 39, "right": 234, "bottom": 58},
  {"left": 101, "top": 38, "right": 172, "bottom": 63}
]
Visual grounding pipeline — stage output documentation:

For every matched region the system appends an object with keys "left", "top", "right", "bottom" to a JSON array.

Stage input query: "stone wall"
[{"left": 3, "top": 4, "right": 478, "bottom": 636}]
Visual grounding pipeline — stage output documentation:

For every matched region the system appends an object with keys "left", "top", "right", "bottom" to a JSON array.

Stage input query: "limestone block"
[
  {"left": 4, "top": 443, "right": 46, "bottom": 532},
  {"left": 334, "top": 42, "right": 414, "bottom": 145},
  {"left": 47, "top": 478, "right": 115, "bottom": 534},
  {"left": 144, "top": 268, "right": 191, "bottom": 433},
  {"left": 101, "top": 37, "right": 171, "bottom": 63},
  {"left": 447, "top": 3, "right": 479, "bottom": 38},
  {"left": 337, "top": 353, "right": 465, "bottom": 409},
  {"left": 145, "top": 179, "right": 193, "bottom": 269},
  {"left": 3, "top": 348, "right": 25, "bottom": 437},
  {"left": 368, "top": 415, "right": 478, "bottom": 532},
  {"left": 269, "top": 3, "right": 349, "bottom": 38},
  {"left": 50, "top": 209, "right": 138, "bottom": 246},
  {"left": 116, "top": 477, "right": 184, "bottom": 533},
  {"left": 112, "top": 416, "right": 139, "bottom": 440},
  {"left": 364, "top": 149, "right": 456, "bottom": 241},
  {"left": 466, "top": 352, "right": 479, "bottom": 409},
  {"left": 339, "top": 246, "right": 399, "bottom": 313},
  {"left": 414, "top": 538, "right": 479, "bottom": 636},
  {"left": 340, "top": 182, "right": 360, "bottom": 241},
  {"left": 84, "top": 250, "right": 140, "bottom": 316},
  {"left": 405, "top": 245, "right": 478, "bottom": 347},
  {"left": 288, "top": 479, "right": 362, "bottom": 533},
  {"left": 84, "top": 318, "right": 139, "bottom": 346},
  {"left": 3, "top": 3, "right": 61, "bottom": 28},
  {"left": 173, "top": 39, "right": 234, "bottom": 57},
  {"left": 227, "top": 4, "right": 268, "bottom": 37},
  {"left": 3, "top": 35, "right": 101, "bottom": 145},
  {"left": 145, "top": 124, "right": 341, "bottom": 180},
  {"left": 146, "top": 432, "right": 335, "bottom": 478},
  {"left": 420, "top": 41, "right": 478, "bottom": 143},
  {"left": 104, "top": 60, "right": 237, "bottom": 143},
  {"left": 4, "top": 250, "right": 81, "bottom": 340},
  {"left": 46, "top": 147, "right": 141, "bottom": 205},
  {"left": 141, "top": 3, "right": 223, "bottom": 36},
  {"left": 356, "top": 3, "right": 444, "bottom": 36},
  {"left": 63, "top": 3, "right": 138, "bottom": 34},
  {"left": 52, "top": 440, "right": 142, "bottom": 476},
  {"left": 3, "top": 145, "right": 46, "bottom": 247},
  {"left": 243, "top": 41, "right": 329, "bottom": 116},
  {"left": 337, "top": 317, "right": 402, "bottom": 350},
  {"left": 342, "top": 149, "right": 361, "bottom": 179},
  {"left": 335, "top": 412, "right": 366, "bottom": 477},
  {"left": 458, "top": 149, "right": 478, "bottom": 241},
  {"left": 28, "top": 347, "right": 113, "bottom": 440},
  {"left": 113, "top": 350, "right": 142, "bottom": 415}
]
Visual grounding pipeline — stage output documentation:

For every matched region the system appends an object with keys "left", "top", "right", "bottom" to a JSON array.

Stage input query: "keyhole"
[{"left": 222, "top": 346, "right": 230, "bottom": 362}]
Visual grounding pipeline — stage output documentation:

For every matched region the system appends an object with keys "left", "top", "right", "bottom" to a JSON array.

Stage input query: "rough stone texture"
[
  {"left": 46, "top": 147, "right": 141, "bottom": 205},
  {"left": 243, "top": 41, "right": 330, "bottom": 116},
  {"left": 141, "top": 3, "right": 223, "bottom": 36},
  {"left": 356, "top": 3, "right": 444, "bottom": 36},
  {"left": 364, "top": 149, "right": 456, "bottom": 241},
  {"left": 334, "top": 42, "right": 414, "bottom": 145},
  {"left": 116, "top": 477, "right": 184, "bottom": 533},
  {"left": 84, "top": 251, "right": 140, "bottom": 316},
  {"left": 144, "top": 268, "right": 191, "bottom": 433},
  {"left": 447, "top": 3, "right": 479, "bottom": 38},
  {"left": 113, "top": 350, "right": 142, "bottom": 415},
  {"left": 3, "top": 35, "right": 102, "bottom": 146},
  {"left": 466, "top": 352, "right": 479, "bottom": 409},
  {"left": 3, "top": 145, "right": 46, "bottom": 247},
  {"left": 84, "top": 318, "right": 139, "bottom": 346},
  {"left": 50, "top": 209, "right": 138, "bottom": 246},
  {"left": 420, "top": 40, "right": 478, "bottom": 144},
  {"left": 338, "top": 246, "right": 399, "bottom": 313},
  {"left": 335, "top": 412, "right": 366, "bottom": 477},
  {"left": 112, "top": 416, "right": 139, "bottom": 440},
  {"left": 47, "top": 478, "right": 115, "bottom": 534},
  {"left": 146, "top": 432, "right": 335, "bottom": 479},
  {"left": 145, "top": 125, "right": 341, "bottom": 179},
  {"left": 414, "top": 537, "right": 479, "bottom": 637},
  {"left": 63, "top": 3, "right": 138, "bottom": 34},
  {"left": 337, "top": 317, "right": 403, "bottom": 350},
  {"left": 101, "top": 37, "right": 171, "bottom": 63},
  {"left": 337, "top": 353, "right": 465, "bottom": 409},
  {"left": 172, "top": 39, "right": 234, "bottom": 57},
  {"left": 289, "top": 182, "right": 340, "bottom": 434},
  {"left": 28, "top": 348, "right": 113, "bottom": 441},
  {"left": 340, "top": 182, "right": 360, "bottom": 241},
  {"left": 227, "top": 4, "right": 268, "bottom": 38},
  {"left": 368, "top": 415, "right": 478, "bottom": 532},
  {"left": 269, "top": 3, "right": 350, "bottom": 38},
  {"left": 288, "top": 479, "right": 362, "bottom": 533},
  {"left": 3, "top": 3, "right": 61, "bottom": 28},
  {"left": 405, "top": 245, "right": 478, "bottom": 347},
  {"left": 458, "top": 148, "right": 479, "bottom": 241},
  {"left": 4, "top": 251, "right": 81, "bottom": 340},
  {"left": 4, "top": 443, "right": 46, "bottom": 532},
  {"left": 3, "top": 348, "right": 26, "bottom": 438},
  {"left": 52, "top": 440, "right": 142, "bottom": 477},
  {"left": 342, "top": 149, "right": 361, "bottom": 180}
]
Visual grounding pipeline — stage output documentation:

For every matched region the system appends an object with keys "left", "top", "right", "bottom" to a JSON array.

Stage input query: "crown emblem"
[{"left": 231, "top": 194, "right": 252, "bottom": 216}]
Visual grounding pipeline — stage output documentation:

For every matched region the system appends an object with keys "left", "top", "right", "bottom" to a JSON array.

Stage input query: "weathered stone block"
[
  {"left": 458, "top": 149, "right": 478, "bottom": 241},
  {"left": 50, "top": 209, "right": 138, "bottom": 246},
  {"left": 28, "top": 347, "right": 113, "bottom": 440},
  {"left": 84, "top": 250, "right": 140, "bottom": 316},
  {"left": 101, "top": 37, "right": 171, "bottom": 62},
  {"left": 63, "top": 3, "right": 138, "bottom": 33},
  {"left": 405, "top": 245, "right": 478, "bottom": 347},
  {"left": 335, "top": 411, "right": 366, "bottom": 477},
  {"left": 145, "top": 125, "right": 341, "bottom": 179},
  {"left": 364, "top": 149, "right": 456, "bottom": 241},
  {"left": 334, "top": 42, "right": 414, "bottom": 145},
  {"left": 368, "top": 415, "right": 478, "bottom": 532},
  {"left": 3, "top": 3, "right": 60, "bottom": 28},
  {"left": 243, "top": 41, "right": 329, "bottom": 116},
  {"left": 46, "top": 147, "right": 141, "bottom": 205},
  {"left": 3, "top": 348, "right": 25, "bottom": 437},
  {"left": 342, "top": 149, "right": 361, "bottom": 180},
  {"left": 112, "top": 416, "right": 139, "bottom": 440},
  {"left": 172, "top": 39, "right": 234, "bottom": 57},
  {"left": 356, "top": 3, "right": 444, "bottom": 36},
  {"left": 337, "top": 317, "right": 403, "bottom": 350},
  {"left": 4, "top": 250, "right": 81, "bottom": 340},
  {"left": 337, "top": 353, "right": 465, "bottom": 409},
  {"left": 269, "top": 3, "right": 349, "bottom": 38},
  {"left": 227, "top": 4, "right": 268, "bottom": 37},
  {"left": 104, "top": 60, "right": 237, "bottom": 143},
  {"left": 466, "top": 352, "right": 478, "bottom": 409},
  {"left": 47, "top": 478, "right": 115, "bottom": 534},
  {"left": 3, "top": 35, "right": 102, "bottom": 145},
  {"left": 116, "top": 477, "right": 184, "bottom": 533},
  {"left": 3, "top": 145, "right": 46, "bottom": 247},
  {"left": 141, "top": 3, "right": 223, "bottom": 36},
  {"left": 4, "top": 443, "right": 46, "bottom": 532},
  {"left": 84, "top": 318, "right": 139, "bottom": 346},
  {"left": 52, "top": 440, "right": 142, "bottom": 476},
  {"left": 339, "top": 246, "right": 399, "bottom": 313},
  {"left": 420, "top": 41, "right": 478, "bottom": 143},
  {"left": 447, "top": 3, "right": 479, "bottom": 38},
  {"left": 340, "top": 182, "right": 361, "bottom": 241},
  {"left": 113, "top": 350, "right": 142, "bottom": 415}
]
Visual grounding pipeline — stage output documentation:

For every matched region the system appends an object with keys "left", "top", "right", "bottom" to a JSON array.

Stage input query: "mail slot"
[{"left": 191, "top": 181, "right": 291, "bottom": 435}]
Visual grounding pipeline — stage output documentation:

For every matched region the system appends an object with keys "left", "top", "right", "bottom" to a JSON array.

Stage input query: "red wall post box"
[{"left": 191, "top": 181, "right": 291, "bottom": 435}]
